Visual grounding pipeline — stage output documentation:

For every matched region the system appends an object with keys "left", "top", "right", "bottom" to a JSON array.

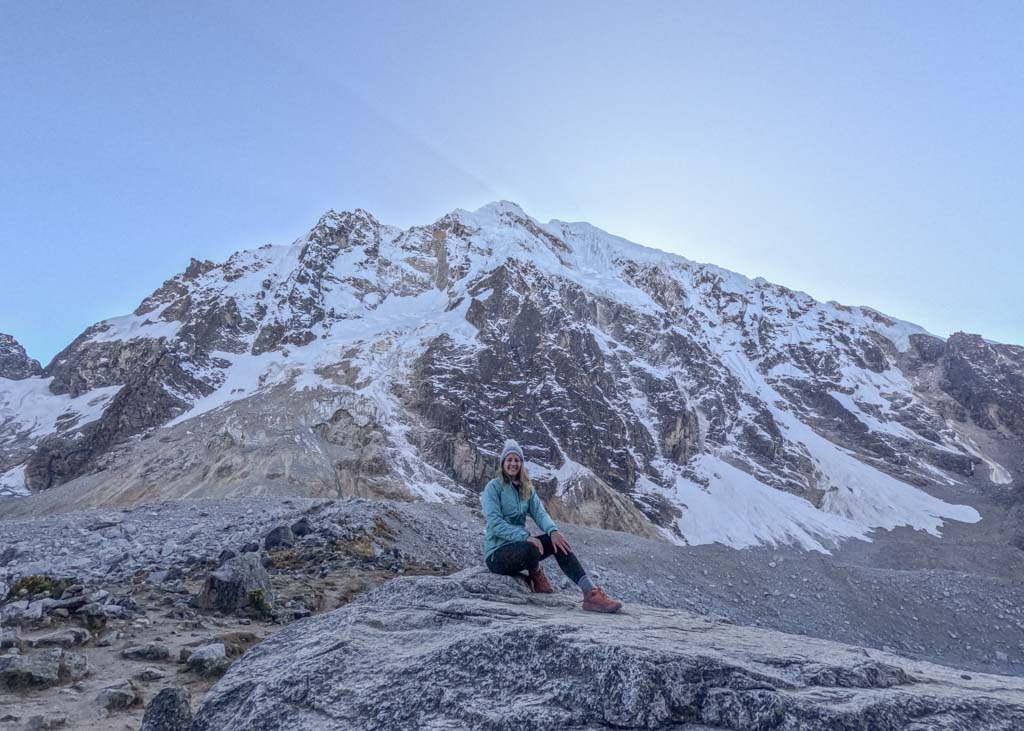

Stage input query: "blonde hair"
[{"left": 499, "top": 460, "right": 533, "bottom": 500}]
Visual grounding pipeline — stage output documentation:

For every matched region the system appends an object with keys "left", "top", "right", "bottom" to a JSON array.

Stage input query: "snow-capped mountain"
[{"left": 2, "top": 202, "right": 1020, "bottom": 551}]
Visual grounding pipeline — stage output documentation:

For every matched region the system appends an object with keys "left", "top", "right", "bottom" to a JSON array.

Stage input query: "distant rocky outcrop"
[
  {"left": 0, "top": 333, "right": 41, "bottom": 380},
  {"left": 903, "top": 332, "right": 1024, "bottom": 438},
  {"left": 193, "top": 567, "right": 1024, "bottom": 730}
]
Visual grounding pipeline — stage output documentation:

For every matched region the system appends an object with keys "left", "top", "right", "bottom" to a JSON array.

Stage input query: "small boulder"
[
  {"left": 0, "top": 649, "right": 62, "bottom": 689},
  {"left": 134, "top": 666, "right": 166, "bottom": 681},
  {"left": 25, "top": 714, "right": 68, "bottom": 730},
  {"left": 0, "top": 627, "right": 21, "bottom": 650},
  {"left": 95, "top": 681, "right": 143, "bottom": 711},
  {"left": 264, "top": 525, "right": 295, "bottom": 549},
  {"left": 217, "top": 548, "right": 238, "bottom": 565},
  {"left": 28, "top": 627, "right": 91, "bottom": 649},
  {"left": 75, "top": 602, "right": 107, "bottom": 629},
  {"left": 122, "top": 643, "right": 171, "bottom": 662},
  {"left": 194, "top": 553, "right": 274, "bottom": 614},
  {"left": 240, "top": 541, "right": 260, "bottom": 553},
  {"left": 290, "top": 517, "right": 312, "bottom": 537},
  {"left": 0, "top": 648, "right": 88, "bottom": 689},
  {"left": 146, "top": 567, "right": 183, "bottom": 585},
  {"left": 187, "top": 643, "right": 230, "bottom": 677},
  {"left": 1, "top": 600, "right": 29, "bottom": 623},
  {"left": 95, "top": 630, "right": 119, "bottom": 647},
  {"left": 62, "top": 651, "right": 89, "bottom": 682},
  {"left": 140, "top": 687, "right": 193, "bottom": 731},
  {"left": 46, "top": 595, "right": 88, "bottom": 612}
]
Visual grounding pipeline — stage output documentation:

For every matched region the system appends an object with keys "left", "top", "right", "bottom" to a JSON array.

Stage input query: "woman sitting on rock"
[{"left": 481, "top": 439, "right": 623, "bottom": 613}]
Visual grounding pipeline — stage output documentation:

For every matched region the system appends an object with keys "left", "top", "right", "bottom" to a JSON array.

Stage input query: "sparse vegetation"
[
  {"left": 4, "top": 575, "right": 71, "bottom": 601},
  {"left": 247, "top": 588, "right": 272, "bottom": 617}
]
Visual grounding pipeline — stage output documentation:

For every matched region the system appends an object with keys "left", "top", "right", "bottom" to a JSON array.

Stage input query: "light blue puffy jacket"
[{"left": 481, "top": 477, "right": 559, "bottom": 559}]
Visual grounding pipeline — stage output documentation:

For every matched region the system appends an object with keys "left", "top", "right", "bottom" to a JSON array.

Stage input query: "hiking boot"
[
  {"left": 582, "top": 586, "right": 622, "bottom": 613},
  {"left": 528, "top": 566, "right": 554, "bottom": 594}
]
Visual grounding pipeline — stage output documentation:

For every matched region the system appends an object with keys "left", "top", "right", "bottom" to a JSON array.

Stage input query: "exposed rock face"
[
  {"left": 22, "top": 340, "right": 218, "bottom": 490},
  {"left": 900, "top": 332, "right": 1024, "bottom": 435},
  {"left": 938, "top": 333, "right": 1024, "bottom": 437},
  {"left": 0, "top": 333, "right": 41, "bottom": 380},
  {"left": 193, "top": 567, "right": 1024, "bottom": 730},
  {"left": 2, "top": 202, "right": 1020, "bottom": 549}
]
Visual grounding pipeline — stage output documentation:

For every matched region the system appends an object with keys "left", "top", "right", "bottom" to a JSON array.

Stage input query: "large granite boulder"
[
  {"left": 194, "top": 553, "right": 274, "bottom": 614},
  {"left": 193, "top": 567, "right": 1024, "bottom": 730}
]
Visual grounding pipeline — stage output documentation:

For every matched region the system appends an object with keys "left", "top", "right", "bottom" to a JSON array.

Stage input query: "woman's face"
[{"left": 503, "top": 454, "right": 522, "bottom": 477}]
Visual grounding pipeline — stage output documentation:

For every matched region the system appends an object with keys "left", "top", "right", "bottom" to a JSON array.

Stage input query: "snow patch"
[
  {"left": 0, "top": 377, "right": 122, "bottom": 442},
  {"left": 0, "top": 464, "right": 28, "bottom": 496}
]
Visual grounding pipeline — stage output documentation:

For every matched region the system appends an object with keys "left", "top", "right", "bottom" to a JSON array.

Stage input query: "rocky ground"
[
  {"left": 195, "top": 566, "right": 1024, "bottom": 730},
  {"left": 2, "top": 491, "right": 1024, "bottom": 729}
]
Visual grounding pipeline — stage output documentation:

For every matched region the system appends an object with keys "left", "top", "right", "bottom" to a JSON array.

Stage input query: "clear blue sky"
[{"left": 2, "top": 1, "right": 1022, "bottom": 365}]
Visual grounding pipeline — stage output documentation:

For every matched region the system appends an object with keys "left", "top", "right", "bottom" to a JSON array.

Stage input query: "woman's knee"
[{"left": 526, "top": 544, "right": 543, "bottom": 565}]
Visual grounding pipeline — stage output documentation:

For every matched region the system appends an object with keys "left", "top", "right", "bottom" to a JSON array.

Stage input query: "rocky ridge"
[
  {"left": 0, "top": 334, "right": 41, "bottom": 381},
  {"left": 1, "top": 202, "right": 1021, "bottom": 554}
]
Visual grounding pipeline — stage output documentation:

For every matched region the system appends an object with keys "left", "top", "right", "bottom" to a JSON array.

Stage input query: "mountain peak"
[
  {"left": 0, "top": 333, "right": 42, "bottom": 380},
  {"left": 475, "top": 199, "right": 528, "bottom": 216},
  {"left": 314, "top": 207, "right": 381, "bottom": 232}
]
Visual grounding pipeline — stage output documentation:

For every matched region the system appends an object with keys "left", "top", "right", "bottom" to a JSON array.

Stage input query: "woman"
[{"left": 481, "top": 439, "right": 623, "bottom": 613}]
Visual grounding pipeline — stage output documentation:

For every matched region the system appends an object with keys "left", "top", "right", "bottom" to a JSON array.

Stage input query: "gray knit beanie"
[{"left": 499, "top": 439, "right": 524, "bottom": 464}]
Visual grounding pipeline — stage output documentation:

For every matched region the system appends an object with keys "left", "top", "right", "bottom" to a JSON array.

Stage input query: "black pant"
[{"left": 486, "top": 533, "right": 586, "bottom": 585}]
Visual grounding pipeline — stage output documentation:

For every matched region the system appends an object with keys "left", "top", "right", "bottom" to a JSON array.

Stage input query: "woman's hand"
[
  {"left": 550, "top": 531, "right": 571, "bottom": 555},
  {"left": 527, "top": 536, "right": 545, "bottom": 554}
]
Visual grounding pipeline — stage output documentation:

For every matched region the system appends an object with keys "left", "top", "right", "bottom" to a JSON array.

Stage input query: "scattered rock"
[
  {"left": 133, "top": 666, "right": 166, "bottom": 681},
  {"left": 28, "top": 627, "right": 91, "bottom": 649},
  {"left": 86, "top": 519, "right": 122, "bottom": 532},
  {"left": 95, "top": 630, "right": 118, "bottom": 647},
  {"left": 0, "top": 649, "right": 62, "bottom": 689},
  {"left": 187, "top": 643, "right": 230, "bottom": 677},
  {"left": 122, "top": 642, "right": 171, "bottom": 661},
  {"left": 0, "top": 627, "right": 21, "bottom": 649},
  {"left": 61, "top": 651, "right": 90, "bottom": 682},
  {"left": 147, "top": 567, "right": 184, "bottom": 585},
  {"left": 0, "top": 648, "right": 89, "bottom": 690},
  {"left": 140, "top": 686, "right": 193, "bottom": 731},
  {"left": 290, "top": 517, "right": 312, "bottom": 537},
  {"left": 75, "top": 602, "right": 108, "bottom": 629},
  {"left": 95, "top": 681, "right": 143, "bottom": 711}
]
